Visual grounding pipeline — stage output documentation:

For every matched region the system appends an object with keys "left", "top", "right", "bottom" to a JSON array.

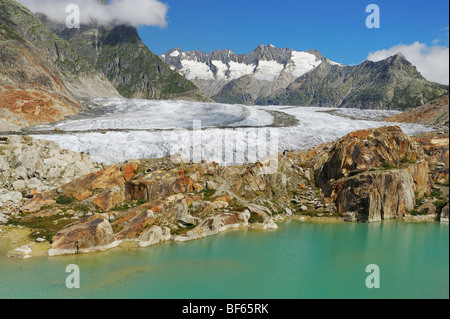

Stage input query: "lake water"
[{"left": 0, "top": 221, "right": 448, "bottom": 299}]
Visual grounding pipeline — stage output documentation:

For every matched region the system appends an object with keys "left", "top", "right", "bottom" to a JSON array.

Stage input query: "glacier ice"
[{"left": 32, "top": 98, "right": 435, "bottom": 165}]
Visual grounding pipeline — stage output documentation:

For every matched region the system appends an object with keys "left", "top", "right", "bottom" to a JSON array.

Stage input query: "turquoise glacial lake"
[{"left": 0, "top": 221, "right": 448, "bottom": 299}]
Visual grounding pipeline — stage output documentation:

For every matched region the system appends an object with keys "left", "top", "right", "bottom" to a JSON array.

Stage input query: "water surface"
[{"left": 0, "top": 221, "right": 448, "bottom": 299}]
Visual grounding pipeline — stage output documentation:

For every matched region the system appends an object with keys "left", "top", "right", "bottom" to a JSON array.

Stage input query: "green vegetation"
[
  {"left": 415, "top": 197, "right": 426, "bottom": 206},
  {"left": 381, "top": 162, "right": 397, "bottom": 170},
  {"left": 435, "top": 180, "right": 450, "bottom": 187},
  {"left": 430, "top": 188, "right": 444, "bottom": 198},
  {"left": 248, "top": 212, "right": 265, "bottom": 224},
  {"left": 200, "top": 188, "right": 216, "bottom": 199},
  {"left": 8, "top": 213, "right": 75, "bottom": 242},
  {"left": 434, "top": 200, "right": 448, "bottom": 215},
  {"left": 408, "top": 209, "right": 428, "bottom": 216},
  {"left": 55, "top": 195, "right": 75, "bottom": 205},
  {"left": 400, "top": 156, "right": 416, "bottom": 164},
  {"left": 271, "top": 187, "right": 277, "bottom": 196},
  {"left": 112, "top": 199, "right": 149, "bottom": 211},
  {"left": 111, "top": 224, "right": 125, "bottom": 234},
  {"left": 172, "top": 224, "right": 196, "bottom": 236}
]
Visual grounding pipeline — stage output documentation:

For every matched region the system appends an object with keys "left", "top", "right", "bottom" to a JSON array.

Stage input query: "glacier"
[{"left": 31, "top": 98, "right": 435, "bottom": 165}]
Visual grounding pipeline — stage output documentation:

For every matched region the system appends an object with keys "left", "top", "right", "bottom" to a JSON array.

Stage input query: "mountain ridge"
[
  {"left": 162, "top": 45, "right": 448, "bottom": 109},
  {"left": 160, "top": 45, "right": 327, "bottom": 101},
  {"left": 259, "top": 54, "right": 448, "bottom": 110},
  {"left": 40, "top": 17, "right": 212, "bottom": 102},
  {"left": 0, "top": 0, "right": 121, "bottom": 99}
]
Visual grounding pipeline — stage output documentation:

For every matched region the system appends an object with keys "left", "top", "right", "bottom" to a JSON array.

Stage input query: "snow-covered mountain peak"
[{"left": 159, "top": 45, "right": 338, "bottom": 99}]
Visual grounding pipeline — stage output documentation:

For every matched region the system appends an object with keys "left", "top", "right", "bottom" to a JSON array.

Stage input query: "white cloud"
[
  {"left": 367, "top": 41, "right": 449, "bottom": 85},
  {"left": 18, "top": 0, "right": 168, "bottom": 28}
]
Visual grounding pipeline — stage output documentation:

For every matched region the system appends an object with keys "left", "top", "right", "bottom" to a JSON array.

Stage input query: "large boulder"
[
  {"left": 48, "top": 214, "right": 118, "bottom": 256},
  {"left": 330, "top": 161, "right": 429, "bottom": 222},
  {"left": 313, "top": 126, "right": 431, "bottom": 222},
  {"left": 414, "top": 130, "right": 449, "bottom": 184},
  {"left": 0, "top": 135, "right": 97, "bottom": 193},
  {"left": 137, "top": 226, "right": 171, "bottom": 248},
  {"left": 174, "top": 211, "right": 251, "bottom": 242},
  {"left": 128, "top": 169, "right": 194, "bottom": 202},
  {"left": 53, "top": 161, "right": 139, "bottom": 211},
  {"left": 315, "top": 126, "right": 425, "bottom": 190},
  {"left": 441, "top": 204, "right": 449, "bottom": 223}
]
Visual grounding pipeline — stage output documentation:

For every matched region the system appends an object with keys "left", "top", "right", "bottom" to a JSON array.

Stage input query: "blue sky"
[{"left": 138, "top": 0, "right": 449, "bottom": 65}]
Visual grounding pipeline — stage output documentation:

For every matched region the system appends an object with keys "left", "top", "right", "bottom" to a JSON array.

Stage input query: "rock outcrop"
[
  {"left": 414, "top": 130, "right": 449, "bottom": 185},
  {"left": 441, "top": 204, "right": 449, "bottom": 223},
  {"left": 0, "top": 20, "right": 82, "bottom": 130},
  {"left": 259, "top": 55, "right": 448, "bottom": 110},
  {"left": 174, "top": 211, "right": 251, "bottom": 242},
  {"left": 23, "top": 161, "right": 139, "bottom": 213},
  {"left": 313, "top": 126, "right": 431, "bottom": 222},
  {"left": 386, "top": 94, "right": 449, "bottom": 127},
  {"left": 0, "top": 135, "right": 98, "bottom": 193},
  {"left": 0, "top": 0, "right": 120, "bottom": 100},
  {"left": 315, "top": 126, "right": 426, "bottom": 190},
  {"left": 330, "top": 161, "right": 429, "bottom": 222},
  {"left": 48, "top": 213, "right": 118, "bottom": 256},
  {"left": 0, "top": 135, "right": 99, "bottom": 219},
  {"left": 6, "top": 126, "right": 446, "bottom": 257},
  {"left": 41, "top": 20, "right": 211, "bottom": 102}
]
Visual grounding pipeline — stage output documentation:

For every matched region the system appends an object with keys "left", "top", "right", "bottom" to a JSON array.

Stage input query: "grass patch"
[
  {"left": 299, "top": 210, "right": 321, "bottom": 217},
  {"left": 430, "top": 188, "right": 444, "bottom": 198},
  {"left": 407, "top": 209, "right": 428, "bottom": 216},
  {"left": 415, "top": 197, "right": 426, "bottom": 206},
  {"left": 56, "top": 195, "right": 75, "bottom": 205},
  {"left": 111, "top": 224, "right": 125, "bottom": 234},
  {"left": 400, "top": 156, "right": 416, "bottom": 164},
  {"left": 8, "top": 214, "right": 75, "bottom": 242},
  {"left": 200, "top": 188, "right": 216, "bottom": 199},
  {"left": 112, "top": 199, "right": 149, "bottom": 211},
  {"left": 172, "top": 224, "right": 196, "bottom": 235},
  {"left": 380, "top": 162, "right": 397, "bottom": 170},
  {"left": 271, "top": 187, "right": 277, "bottom": 196},
  {"left": 434, "top": 200, "right": 448, "bottom": 215},
  {"left": 248, "top": 212, "right": 265, "bottom": 224}
]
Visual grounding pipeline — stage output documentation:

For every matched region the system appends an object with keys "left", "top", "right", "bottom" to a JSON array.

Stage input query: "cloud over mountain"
[
  {"left": 17, "top": 0, "right": 168, "bottom": 27},
  {"left": 367, "top": 41, "right": 449, "bottom": 85}
]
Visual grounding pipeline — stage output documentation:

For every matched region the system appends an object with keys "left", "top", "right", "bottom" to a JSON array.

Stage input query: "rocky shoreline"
[{"left": 1, "top": 126, "right": 448, "bottom": 259}]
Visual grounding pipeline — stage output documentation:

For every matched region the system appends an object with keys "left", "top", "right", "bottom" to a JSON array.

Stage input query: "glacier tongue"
[{"left": 32, "top": 99, "right": 434, "bottom": 165}]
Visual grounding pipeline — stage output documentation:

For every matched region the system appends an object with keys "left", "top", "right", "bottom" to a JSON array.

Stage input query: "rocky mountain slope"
[
  {"left": 0, "top": 21, "right": 82, "bottom": 130},
  {"left": 160, "top": 45, "right": 327, "bottom": 104},
  {"left": 386, "top": 94, "right": 449, "bottom": 126},
  {"left": 0, "top": 135, "right": 101, "bottom": 216},
  {"left": 259, "top": 54, "right": 448, "bottom": 110},
  {"left": 2, "top": 126, "right": 448, "bottom": 257},
  {"left": 1, "top": 0, "right": 211, "bottom": 131},
  {"left": 164, "top": 44, "right": 448, "bottom": 109},
  {"left": 41, "top": 19, "right": 211, "bottom": 102},
  {"left": 0, "top": 0, "right": 120, "bottom": 99}
]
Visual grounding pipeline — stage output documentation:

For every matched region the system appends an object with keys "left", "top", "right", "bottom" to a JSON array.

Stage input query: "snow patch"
[
  {"left": 254, "top": 61, "right": 284, "bottom": 81},
  {"left": 289, "top": 51, "right": 322, "bottom": 78},
  {"left": 179, "top": 60, "right": 214, "bottom": 80},
  {"left": 228, "top": 61, "right": 256, "bottom": 80},
  {"left": 211, "top": 60, "right": 229, "bottom": 80}
]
